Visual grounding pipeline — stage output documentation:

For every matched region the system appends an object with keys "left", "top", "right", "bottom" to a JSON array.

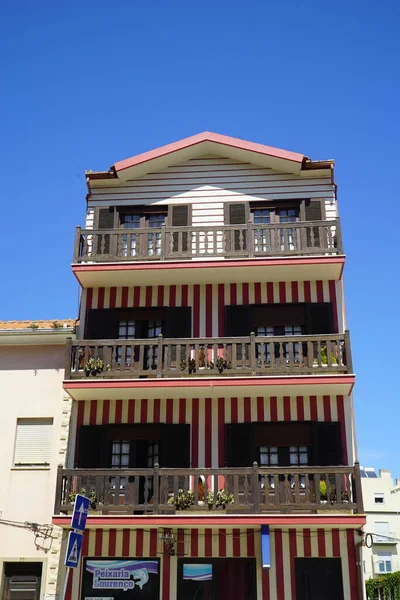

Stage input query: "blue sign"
[
  {"left": 65, "top": 531, "right": 83, "bottom": 568},
  {"left": 261, "top": 525, "right": 271, "bottom": 569},
  {"left": 71, "top": 494, "right": 90, "bottom": 533}
]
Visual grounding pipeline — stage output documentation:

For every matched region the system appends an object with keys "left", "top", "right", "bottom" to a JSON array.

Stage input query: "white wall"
[
  {"left": 0, "top": 344, "right": 72, "bottom": 599},
  {"left": 85, "top": 155, "right": 337, "bottom": 228}
]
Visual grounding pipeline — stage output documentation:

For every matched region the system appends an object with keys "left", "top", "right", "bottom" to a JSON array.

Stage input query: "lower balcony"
[
  {"left": 54, "top": 465, "right": 363, "bottom": 516},
  {"left": 65, "top": 333, "right": 352, "bottom": 380}
]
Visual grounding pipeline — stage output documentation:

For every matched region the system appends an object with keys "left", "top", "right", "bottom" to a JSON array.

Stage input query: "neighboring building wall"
[
  {"left": 0, "top": 343, "right": 72, "bottom": 599},
  {"left": 79, "top": 279, "right": 344, "bottom": 336},
  {"left": 362, "top": 469, "right": 400, "bottom": 580}
]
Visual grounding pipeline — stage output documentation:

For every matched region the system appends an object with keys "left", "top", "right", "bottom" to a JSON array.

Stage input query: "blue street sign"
[
  {"left": 71, "top": 494, "right": 90, "bottom": 533},
  {"left": 261, "top": 525, "right": 271, "bottom": 569},
  {"left": 65, "top": 531, "right": 83, "bottom": 568}
]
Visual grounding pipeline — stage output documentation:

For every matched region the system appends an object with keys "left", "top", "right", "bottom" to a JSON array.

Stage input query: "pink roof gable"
[{"left": 113, "top": 131, "right": 304, "bottom": 172}]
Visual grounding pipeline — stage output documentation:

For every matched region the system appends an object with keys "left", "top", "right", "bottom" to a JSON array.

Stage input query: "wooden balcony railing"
[
  {"left": 54, "top": 463, "right": 363, "bottom": 515},
  {"left": 65, "top": 332, "right": 353, "bottom": 380},
  {"left": 73, "top": 219, "right": 342, "bottom": 263}
]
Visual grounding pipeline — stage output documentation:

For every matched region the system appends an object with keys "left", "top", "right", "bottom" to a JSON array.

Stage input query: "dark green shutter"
[
  {"left": 76, "top": 425, "right": 110, "bottom": 468},
  {"left": 310, "top": 422, "right": 343, "bottom": 466},
  {"left": 171, "top": 205, "right": 190, "bottom": 252},
  {"left": 224, "top": 306, "right": 251, "bottom": 336},
  {"left": 305, "top": 303, "right": 334, "bottom": 334},
  {"left": 161, "top": 424, "right": 190, "bottom": 467},
  {"left": 225, "top": 423, "right": 255, "bottom": 467},
  {"left": 85, "top": 309, "right": 119, "bottom": 339},
  {"left": 164, "top": 307, "right": 192, "bottom": 338},
  {"left": 228, "top": 204, "right": 247, "bottom": 224},
  {"left": 226, "top": 203, "right": 247, "bottom": 252},
  {"left": 96, "top": 208, "right": 114, "bottom": 255},
  {"left": 305, "top": 200, "right": 324, "bottom": 248}
]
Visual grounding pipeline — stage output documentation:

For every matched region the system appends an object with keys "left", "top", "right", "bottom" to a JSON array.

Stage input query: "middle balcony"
[{"left": 66, "top": 333, "right": 352, "bottom": 380}]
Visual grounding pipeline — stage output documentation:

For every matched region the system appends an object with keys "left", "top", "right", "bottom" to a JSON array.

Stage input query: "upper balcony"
[{"left": 72, "top": 220, "right": 344, "bottom": 288}]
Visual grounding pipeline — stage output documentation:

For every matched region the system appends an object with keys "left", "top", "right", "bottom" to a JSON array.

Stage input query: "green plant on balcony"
[
  {"left": 69, "top": 488, "right": 99, "bottom": 510},
  {"left": 319, "top": 481, "right": 349, "bottom": 503},
  {"left": 208, "top": 357, "right": 233, "bottom": 374},
  {"left": 84, "top": 357, "right": 110, "bottom": 376},
  {"left": 168, "top": 488, "right": 234, "bottom": 510},
  {"left": 313, "top": 346, "right": 338, "bottom": 366},
  {"left": 180, "top": 358, "right": 196, "bottom": 374},
  {"left": 366, "top": 572, "right": 400, "bottom": 600},
  {"left": 207, "top": 489, "right": 234, "bottom": 509}
]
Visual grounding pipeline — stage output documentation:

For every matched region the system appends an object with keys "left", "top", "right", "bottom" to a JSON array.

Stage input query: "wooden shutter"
[
  {"left": 304, "top": 200, "right": 325, "bottom": 248},
  {"left": 225, "top": 203, "right": 248, "bottom": 252},
  {"left": 305, "top": 303, "right": 334, "bottom": 334},
  {"left": 225, "top": 423, "right": 255, "bottom": 467},
  {"left": 76, "top": 425, "right": 110, "bottom": 468},
  {"left": 161, "top": 424, "right": 190, "bottom": 467},
  {"left": 224, "top": 306, "right": 251, "bottom": 336},
  {"left": 226, "top": 203, "right": 247, "bottom": 224},
  {"left": 164, "top": 307, "right": 192, "bottom": 338},
  {"left": 85, "top": 309, "right": 119, "bottom": 339},
  {"left": 96, "top": 207, "right": 114, "bottom": 254},
  {"left": 14, "top": 418, "right": 53, "bottom": 466},
  {"left": 310, "top": 422, "right": 343, "bottom": 466},
  {"left": 170, "top": 205, "right": 190, "bottom": 253}
]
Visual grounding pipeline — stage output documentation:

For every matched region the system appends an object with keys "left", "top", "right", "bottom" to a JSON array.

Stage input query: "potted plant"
[
  {"left": 207, "top": 489, "right": 234, "bottom": 510},
  {"left": 208, "top": 358, "right": 233, "bottom": 374},
  {"left": 69, "top": 488, "right": 100, "bottom": 510},
  {"left": 84, "top": 357, "right": 109, "bottom": 376},
  {"left": 313, "top": 346, "right": 338, "bottom": 367},
  {"left": 180, "top": 358, "right": 196, "bottom": 374}
]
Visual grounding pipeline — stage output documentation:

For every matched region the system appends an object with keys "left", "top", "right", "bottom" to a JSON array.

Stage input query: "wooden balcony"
[
  {"left": 73, "top": 219, "right": 342, "bottom": 264},
  {"left": 65, "top": 332, "right": 353, "bottom": 380},
  {"left": 54, "top": 464, "right": 363, "bottom": 516}
]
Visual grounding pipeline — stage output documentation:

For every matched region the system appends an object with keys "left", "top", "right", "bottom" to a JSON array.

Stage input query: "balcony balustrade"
[
  {"left": 73, "top": 219, "right": 342, "bottom": 263},
  {"left": 54, "top": 464, "right": 363, "bottom": 516},
  {"left": 65, "top": 332, "right": 352, "bottom": 380}
]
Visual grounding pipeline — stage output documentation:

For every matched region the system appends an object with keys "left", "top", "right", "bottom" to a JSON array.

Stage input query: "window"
[
  {"left": 377, "top": 552, "right": 392, "bottom": 573},
  {"left": 255, "top": 324, "right": 303, "bottom": 364},
  {"left": 14, "top": 418, "right": 53, "bottom": 467},
  {"left": 375, "top": 522, "right": 390, "bottom": 543},
  {"left": 120, "top": 211, "right": 166, "bottom": 257},
  {"left": 111, "top": 441, "right": 130, "bottom": 467},
  {"left": 374, "top": 493, "right": 385, "bottom": 504},
  {"left": 3, "top": 562, "right": 42, "bottom": 600}
]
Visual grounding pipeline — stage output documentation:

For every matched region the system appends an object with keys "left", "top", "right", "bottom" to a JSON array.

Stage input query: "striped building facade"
[{"left": 55, "top": 133, "right": 365, "bottom": 600}]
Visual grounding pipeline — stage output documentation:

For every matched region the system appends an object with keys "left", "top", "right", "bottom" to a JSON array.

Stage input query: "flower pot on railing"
[{"left": 84, "top": 358, "right": 110, "bottom": 377}]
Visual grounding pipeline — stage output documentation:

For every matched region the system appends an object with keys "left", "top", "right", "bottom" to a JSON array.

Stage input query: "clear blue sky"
[{"left": 1, "top": 1, "right": 399, "bottom": 477}]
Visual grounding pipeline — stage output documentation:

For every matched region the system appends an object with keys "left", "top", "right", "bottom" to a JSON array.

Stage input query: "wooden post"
[
  {"left": 160, "top": 224, "right": 166, "bottom": 260},
  {"left": 250, "top": 332, "right": 256, "bottom": 374},
  {"left": 73, "top": 226, "right": 81, "bottom": 262},
  {"left": 54, "top": 464, "right": 63, "bottom": 514},
  {"left": 247, "top": 220, "right": 253, "bottom": 257},
  {"left": 157, "top": 335, "right": 163, "bottom": 377},
  {"left": 344, "top": 330, "right": 354, "bottom": 374},
  {"left": 353, "top": 462, "right": 364, "bottom": 514},
  {"left": 335, "top": 218, "right": 344, "bottom": 254},
  {"left": 64, "top": 338, "right": 72, "bottom": 380},
  {"left": 153, "top": 464, "right": 160, "bottom": 514},
  {"left": 252, "top": 462, "right": 260, "bottom": 513}
]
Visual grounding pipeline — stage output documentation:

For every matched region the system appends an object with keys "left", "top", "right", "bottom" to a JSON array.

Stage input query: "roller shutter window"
[
  {"left": 305, "top": 200, "right": 325, "bottom": 249},
  {"left": 14, "top": 418, "right": 53, "bottom": 467},
  {"left": 96, "top": 207, "right": 114, "bottom": 255},
  {"left": 225, "top": 203, "right": 247, "bottom": 252},
  {"left": 170, "top": 205, "right": 190, "bottom": 253}
]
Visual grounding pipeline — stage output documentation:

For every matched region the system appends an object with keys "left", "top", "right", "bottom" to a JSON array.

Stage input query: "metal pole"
[{"left": 60, "top": 567, "right": 70, "bottom": 600}]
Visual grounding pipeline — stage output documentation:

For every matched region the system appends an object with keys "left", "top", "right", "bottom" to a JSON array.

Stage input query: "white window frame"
[
  {"left": 13, "top": 418, "right": 53, "bottom": 468},
  {"left": 377, "top": 552, "right": 392, "bottom": 573}
]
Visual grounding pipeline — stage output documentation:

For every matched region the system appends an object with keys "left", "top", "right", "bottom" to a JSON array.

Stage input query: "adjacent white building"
[
  {"left": 0, "top": 320, "right": 75, "bottom": 600},
  {"left": 361, "top": 467, "right": 400, "bottom": 581}
]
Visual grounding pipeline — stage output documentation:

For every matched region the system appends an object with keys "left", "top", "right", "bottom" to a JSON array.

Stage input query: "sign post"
[{"left": 60, "top": 494, "right": 90, "bottom": 600}]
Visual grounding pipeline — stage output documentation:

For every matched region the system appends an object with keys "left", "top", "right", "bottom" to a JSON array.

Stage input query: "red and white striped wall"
[
  {"left": 63, "top": 526, "right": 360, "bottom": 600},
  {"left": 80, "top": 279, "right": 343, "bottom": 336},
  {"left": 72, "top": 395, "right": 353, "bottom": 468}
]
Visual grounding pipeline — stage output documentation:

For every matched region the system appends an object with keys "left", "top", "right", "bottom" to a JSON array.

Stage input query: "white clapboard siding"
[
  {"left": 14, "top": 418, "right": 53, "bottom": 466},
  {"left": 86, "top": 156, "right": 336, "bottom": 228}
]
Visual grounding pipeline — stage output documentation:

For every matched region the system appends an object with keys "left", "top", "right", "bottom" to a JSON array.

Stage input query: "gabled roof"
[
  {"left": 114, "top": 131, "right": 305, "bottom": 172},
  {"left": 86, "top": 132, "right": 334, "bottom": 186}
]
